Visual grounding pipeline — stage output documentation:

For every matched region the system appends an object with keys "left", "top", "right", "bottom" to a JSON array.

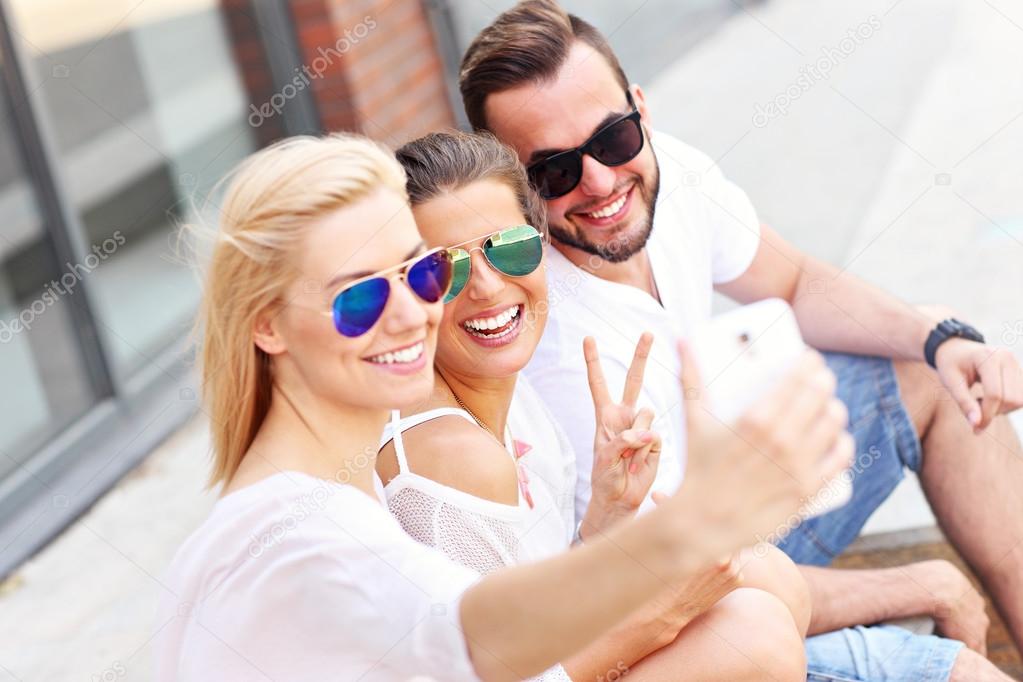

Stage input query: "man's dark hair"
[{"left": 459, "top": 0, "right": 630, "bottom": 131}]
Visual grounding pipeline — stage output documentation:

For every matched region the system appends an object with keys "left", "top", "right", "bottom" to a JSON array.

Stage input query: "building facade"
[{"left": 0, "top": 0, "right": 734, "bottom": 577}]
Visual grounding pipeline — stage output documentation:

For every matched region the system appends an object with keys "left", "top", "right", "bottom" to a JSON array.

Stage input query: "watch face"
[{"left": 947, "top": 319, "right": 984, "bottom": 343}]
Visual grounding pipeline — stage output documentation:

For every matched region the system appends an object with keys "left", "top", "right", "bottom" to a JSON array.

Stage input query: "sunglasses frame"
[
  {"left": 322, "top": 246, "right": 453, "bottom": 336},
  {"left": 526, "top": 91, "right": 645, "bottom": 200},
  {"left": 443, "top": 224, "right": 545, "bottom": 303}
]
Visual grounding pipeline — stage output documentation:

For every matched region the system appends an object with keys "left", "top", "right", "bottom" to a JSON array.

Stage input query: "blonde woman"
[{"left": 154, "top": 132, "right": 851, "bottom": 681}]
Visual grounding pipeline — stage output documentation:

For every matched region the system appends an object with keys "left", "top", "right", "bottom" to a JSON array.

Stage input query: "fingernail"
[
  {"left": 969, "top": 409, "right": 980, "bottom": 425},
  {"left": 640, "top": 432, "right": 653, "bottom": 443}
]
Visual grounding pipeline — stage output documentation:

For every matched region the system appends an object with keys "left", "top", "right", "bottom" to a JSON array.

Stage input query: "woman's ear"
[{"left": 253, "top": 305, "right": 288, "bottom": 356}]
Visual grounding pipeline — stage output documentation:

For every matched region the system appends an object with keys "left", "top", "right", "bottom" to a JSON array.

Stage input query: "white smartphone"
[{"left": 689, "top": 298, "right": 852, "bottom": 516}]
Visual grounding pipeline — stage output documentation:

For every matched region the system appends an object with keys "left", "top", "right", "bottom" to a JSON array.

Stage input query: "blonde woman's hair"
[{"left": 196, "top": 133, "right": 407, "bottom": 486}]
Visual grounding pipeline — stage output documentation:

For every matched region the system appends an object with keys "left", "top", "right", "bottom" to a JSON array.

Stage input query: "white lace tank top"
[
  {"left": 379, "top": 380, "right": 577, "bottom": 682},
  {"left": 380, "top": 408, "right": 572, "bottom": 574}
]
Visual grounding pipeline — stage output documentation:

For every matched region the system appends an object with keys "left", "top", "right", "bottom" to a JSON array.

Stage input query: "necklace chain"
[
  {"left": 450, "top": 388, "right": 511, "bottom": 446},
  {"left": 451, "top": 391, "right": 493, "bottom": 436}
]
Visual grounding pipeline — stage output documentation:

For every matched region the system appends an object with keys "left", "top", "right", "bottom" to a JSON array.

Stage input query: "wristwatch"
[{"left": 924, "top": 318, "right": 985, "bottom": 369}]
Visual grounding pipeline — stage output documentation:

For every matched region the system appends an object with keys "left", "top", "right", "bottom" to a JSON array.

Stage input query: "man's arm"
[
  {"left": 716, "top": 225, "right": 1023, "bottom": 430},
  {"left": 800, "top": 561, "right": 991, "bottom": 654},
  {"left": 715, "top": 225, "right": 936, "bottom": 359}
]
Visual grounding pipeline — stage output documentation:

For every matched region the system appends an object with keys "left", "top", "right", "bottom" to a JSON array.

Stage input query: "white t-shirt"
[
  {"left": 154, "top": 471, "right": 481, "bottom": 682},
  {"left": 523, "top": 131, "right": 761, "bottom": 521}
]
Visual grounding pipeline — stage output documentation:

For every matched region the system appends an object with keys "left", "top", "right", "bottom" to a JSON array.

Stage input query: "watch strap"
[{"left": 924, "top": 318, "right": 985, "bottom": 369}]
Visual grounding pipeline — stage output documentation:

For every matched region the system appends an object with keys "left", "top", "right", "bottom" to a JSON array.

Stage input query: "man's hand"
[
  {"left": 581, "top": 333, "right": 662, "bottom": 537},
  {"left": 935, "top": 338, "right": 1023, "bottom": 432},
  {"left": 908, "top": 560, "right": 990, "bottom": 655}
]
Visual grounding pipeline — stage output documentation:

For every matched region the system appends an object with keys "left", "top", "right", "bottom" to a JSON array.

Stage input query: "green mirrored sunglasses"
[{"left": 444, "top": 225, "right": 544, "bottom": 303}]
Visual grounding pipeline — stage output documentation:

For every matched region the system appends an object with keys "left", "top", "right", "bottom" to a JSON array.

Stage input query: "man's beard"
[{"left": 548, "top": 162, "right": 660, "bottom": 264}]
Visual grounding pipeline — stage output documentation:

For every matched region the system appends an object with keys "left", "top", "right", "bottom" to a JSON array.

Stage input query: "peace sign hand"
[{"left": 578, "top": 332, "right": 662, "bottom": 541}]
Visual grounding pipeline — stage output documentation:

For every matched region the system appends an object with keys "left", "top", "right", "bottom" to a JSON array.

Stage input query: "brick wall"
[
  {"left": 221, "top": 0, "right": 289, "bottom": 147},
  {"left": 289, "top": 0, "right": 457, "bottom": 146}
]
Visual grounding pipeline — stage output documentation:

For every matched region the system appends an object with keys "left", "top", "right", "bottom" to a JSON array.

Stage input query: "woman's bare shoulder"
[{"left": 400, "top": 416, "right": 519, "bottom": 506}]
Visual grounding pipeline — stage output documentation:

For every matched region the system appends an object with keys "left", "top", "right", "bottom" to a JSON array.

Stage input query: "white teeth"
[
  {"left": 585, "top": 194, "right": 627, "bottom": 219},
  {"left": 368, "top": 341, "right": 424, "bottom": 365},
  {"left": 463, "top": 305, "right": 521, "bottom": 335}
]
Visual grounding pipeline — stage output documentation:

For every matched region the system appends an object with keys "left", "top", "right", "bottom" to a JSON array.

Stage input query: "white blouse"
[{"left": 154, "top": 471, "right": 481, "bottom": 681}]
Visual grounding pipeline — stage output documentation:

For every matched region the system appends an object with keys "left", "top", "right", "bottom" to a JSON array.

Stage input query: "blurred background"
[{"left": 0, "top": 0, "right": 1020, "bottom": 679}]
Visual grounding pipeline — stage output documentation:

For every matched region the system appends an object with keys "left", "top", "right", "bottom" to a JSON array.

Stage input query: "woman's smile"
[{"left": 460, "top": 303, "right": 524, "bottom": 347}]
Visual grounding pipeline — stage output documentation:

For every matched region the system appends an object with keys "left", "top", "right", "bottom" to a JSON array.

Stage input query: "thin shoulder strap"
[{"left": 380, "top": 408, "right": 476, "bottom": 474}]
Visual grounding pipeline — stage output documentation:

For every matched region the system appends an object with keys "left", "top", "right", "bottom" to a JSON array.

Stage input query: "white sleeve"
[
  {"left": 524, "top": 360, "right": 598, "bottom": 525},
  {"left": 298, "top": 495, "right": 482, "bottom": 679},
  {"left": 652, "top": 131, "right": 761, "bottom": 284},
  {"left": 704, "top": 159, "right": 761, "bottom": 284},
  {"left": 526, "top": 351, "right": 671, "bottom": 522},
  {"left": 191, "top": 491, "right": 483, "bottom": 682}
]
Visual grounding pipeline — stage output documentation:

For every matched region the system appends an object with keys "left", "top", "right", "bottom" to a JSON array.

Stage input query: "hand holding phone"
[{"left": 688, "top": 299, "right": 853, "bottom": 516}]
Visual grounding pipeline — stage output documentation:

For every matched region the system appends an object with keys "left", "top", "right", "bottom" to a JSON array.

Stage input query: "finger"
[
  {"left": 612, "top": 428, "right": 655, "bottom": 453},
  {"left": 774, "top": 361, "right": 837, "bottom": 443},
  {"left": 677, "top": 340, "right": 707, "bottom": 424},
  {"left": 622, "top": 332, "right": 654, "bottom": 408},
  {"left": 630, "top": 430, "right": 662, "bottom": 474},
  {"left": 631, "top": 407, "right": 656, "bottom": 432},
  {"left": 800, "top": 398, "right": 848, "bottom": 462},
  {"left": 743, "top": 350, "right": 828, "bottom": 430},
  {"left": 814, "top": 432, "right": 855, "bottom": 490},
  {"left": 945, "top": 371, "right": 982, "bottom": 429},
  {"left": 583, "top": 336, "right": 612, "bottom": 413},
  {"left": 976, "top": 355, "right": 1004, "bottom": 431},
  {"left": 1004, "top": 362, "right": 1023, "bottom": 413}
]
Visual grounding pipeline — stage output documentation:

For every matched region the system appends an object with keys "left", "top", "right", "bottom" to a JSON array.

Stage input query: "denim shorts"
[{"left": 777, "top": 352, "right": 964, "bottom": 681}]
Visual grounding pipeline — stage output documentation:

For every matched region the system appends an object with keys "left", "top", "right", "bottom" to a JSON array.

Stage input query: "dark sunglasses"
[
  {"left": 526, "top": 92, "right": 645, "bottom": 200},
  {"left": 326, "top": 248, "right": 453, "bottom": 337},
  {"left": 444, "top": 225, "right": 544, "bottom": 303}
]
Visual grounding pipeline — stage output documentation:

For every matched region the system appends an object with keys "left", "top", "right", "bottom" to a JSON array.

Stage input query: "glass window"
[
  {"left": 0, "top": 51, "right": 96, "bottom": 480},
  {"left": 9, "top": 0, "right": 259, "bottom": 379}
]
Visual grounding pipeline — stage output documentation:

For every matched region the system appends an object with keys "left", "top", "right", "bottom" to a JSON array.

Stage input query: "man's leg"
[
  {"left": 804, "top": 625, "right": 1012, "bottom": 682},
  {"left": 895, "top": 359, "right": 1023, "bottom": 654},
  {"left": 950, "top": 647, "right": 1015, "bottom": 682}
]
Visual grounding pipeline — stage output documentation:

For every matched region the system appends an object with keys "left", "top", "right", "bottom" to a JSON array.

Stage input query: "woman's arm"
[{"left": 460, "top": 346, "right": 854, "bottom": 681}]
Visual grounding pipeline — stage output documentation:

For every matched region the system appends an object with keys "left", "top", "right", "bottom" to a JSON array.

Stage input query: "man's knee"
[
  {"left": 949, "top": 646, "right": 1012, "bottom": 682},
  {"left": 893, "top": 359, "right": 945, "bottom": 439}
]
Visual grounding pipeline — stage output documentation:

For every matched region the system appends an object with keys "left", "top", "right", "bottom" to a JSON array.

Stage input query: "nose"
[
  {"left": 378, "top": 275, "right": 430, "bottom": 336},
  {"left": 577, "top": 153, "right": 617, "bottom": 198},
  {"left": 465, "top": 249, "right": 505, "bottom": 301}
]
